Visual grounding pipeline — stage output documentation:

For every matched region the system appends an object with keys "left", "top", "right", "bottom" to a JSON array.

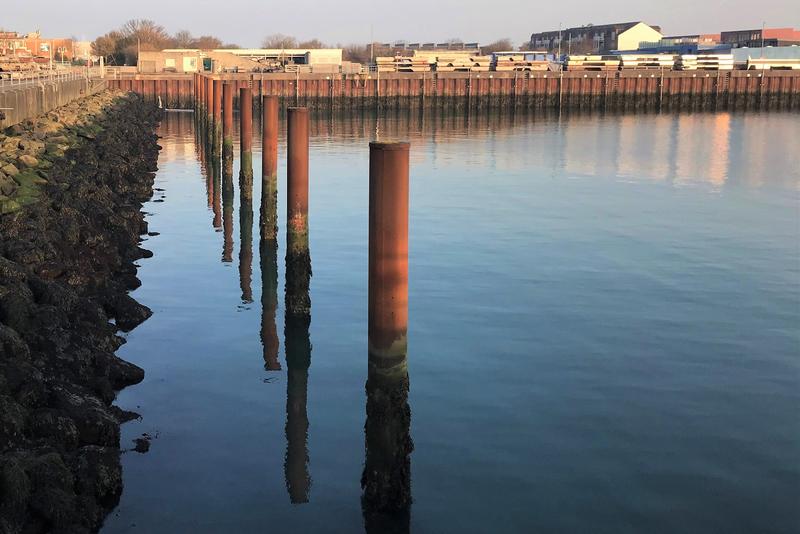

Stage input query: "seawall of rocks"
[{"left": 0, "top": 91, "right": 160, "bottom": 533}]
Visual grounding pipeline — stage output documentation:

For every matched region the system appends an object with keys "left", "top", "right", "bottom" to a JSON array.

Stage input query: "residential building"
[
  {"left": 0, "top": 31, "right": 74, "bottom": 61},
  {"left": 720, "top": 27, "right": 800, "bottom": 48},
  {"left": 530, "top": 22, "right": 663, "bottom": 54}
]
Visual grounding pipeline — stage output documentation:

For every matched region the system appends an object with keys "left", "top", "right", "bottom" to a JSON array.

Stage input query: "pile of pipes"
[
  {"left": 619, "top": 54, "right": 675, "bottom": 70},
  {"left": 493, "top": 54, "right": 549, "bottom": 71},
  {"left": 746, "top": 57, "right": 800, "bottom": 70},
  {"left": 565, "top": 55, "right": 621, "bottom": 71},
  {"left": 676, "top": 54, "right": 734, "bottom": 70}
]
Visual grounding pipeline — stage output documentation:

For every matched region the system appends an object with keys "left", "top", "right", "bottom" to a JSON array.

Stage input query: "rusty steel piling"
[
  {"left": 206, "top": 77, "right": 213, "bottom": 122},
  {"left": 283, "top": 108, "right": 312, "bottom": 502},
  {"left": 283, "top": 106, "right": 313, "bottom": 502},
  {"left": 261, "top": 95, "right": 279, "bottom": 242},
  {"left": 221, "top": 137, "right": 234, "bottom": 263},
  {"left": 285, "top": 107, "right": 311, "bottom": 319},
  {"left": 367, "top": 142, "right": 409, "bottom": 371},
  {"left": 222, "top": 83, "right": 234, "bottom": 163},
  {"left": 212, "top": 79, "right": 222, "bottom": 158},
  {"left": 361, "top": 141, "right": 412, "bottom": 520},
  {"left": 239, "top": 87, "right": 254, "bottom": 200}
]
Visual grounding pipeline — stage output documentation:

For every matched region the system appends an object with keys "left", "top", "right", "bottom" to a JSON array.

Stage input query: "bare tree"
[
  {"left": 342, "top": 43, "right": 370, "bottom": 64},
  {"left": 261, "top": 34, "right": 298, "bottom": 49},
  {"left": 172, "top": 30, "right": 194, "bottom": 48},
  {"left": 297, "top": 38, "right": 327, "bottom": 49},
  {"left": 92, "top": 31, "right": 124, "bottom": 64},
  {"left": 192, "top": 35, "right": 223, "bottom": 49},
  {"left": 481, "top": 38, "right": 514, "bottom": 55},
  {"left": 120, "top": 19, "right": 170, "bottom": 48},
  {"left": 91, "top": 20, "right": 231, "bottom": 64}
]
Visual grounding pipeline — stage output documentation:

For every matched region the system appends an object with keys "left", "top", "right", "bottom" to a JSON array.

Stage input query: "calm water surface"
[{"left": 103, "top": 110, "right": 800, "bottom": 533}]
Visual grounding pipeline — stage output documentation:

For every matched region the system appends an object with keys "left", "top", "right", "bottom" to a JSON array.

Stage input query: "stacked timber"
[
  {"left": 493, "top": 55, "right": 549, "bottom": 71},
  {"left": 435, "top": 54, "right": 490, "bottom": 72},
  {"left": 565, "top": 55, "right": 620, "bottom": 71},
  {"left": 746, "top": 57, "right": 800, "bottom": 70},
  {"left": 468, "top": 56, "right": 492, "bottom": 72},
  {"left": 619, "top": 54, "right": 675, "bottom": 70},
  {"left": 677, "top": 54, "right": 734, "bottom": 70},
  {"left": 395, "top": 56, "right": 433, "bottom": 72},
  {"left": 675, "top": 55, "right": 698, "bottom": 70},
  {"left": 376, "top": 57, "right": 398, "bottom": 72},
  {"left": 696, "top": 54, "right": 734, "bottom": 70}
]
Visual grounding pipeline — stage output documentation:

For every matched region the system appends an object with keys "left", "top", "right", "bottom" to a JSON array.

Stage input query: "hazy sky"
[{"left": 6, "top": 0, "right": 799, "bottom": 46}]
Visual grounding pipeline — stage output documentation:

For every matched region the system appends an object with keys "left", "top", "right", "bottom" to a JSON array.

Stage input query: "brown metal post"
[
  {"left": 212, "top": 79, "right": 222, "bottom": 157},
  {"left": 222, "top": 82, "right": 234, "bottom": 162},
  {"left": 261, "top": 95, "right": 279, "bottom": 242},
  {"left": 283, "top": 108, "right": 312, "bottom": 505},
  {"left": 208, "top": 77, "right": 215, "bottom": 119},
  {"left": 362, "top": 142, "right": 411, "bottom": 520},
  {"left": 286, "top": 107, "right": 309, "bottom": 265},
  {"left": 367, "top": 141, "right": 409, "bottom": 370},
  {"left": 239, "top": 87, "right": 254, "bottom": 199},
  {"left": 198, "top": 74, "right": 203, "bottom": 112}
]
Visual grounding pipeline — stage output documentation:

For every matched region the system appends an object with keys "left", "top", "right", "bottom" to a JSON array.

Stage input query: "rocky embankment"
[{"left": 0, "top": 91, "right": 160, "bottom": 533}]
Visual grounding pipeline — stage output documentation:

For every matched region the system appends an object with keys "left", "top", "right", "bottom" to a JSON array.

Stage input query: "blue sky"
[{"left": 6, "top": 0, "right": 799, "bottom": 45}]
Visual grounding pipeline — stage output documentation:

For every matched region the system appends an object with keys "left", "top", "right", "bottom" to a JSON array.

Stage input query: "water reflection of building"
[
  {"left": 557, "top": 111, "right": 737, "bottom": 189},
  {"left": 673, "top": 113, "right": 731, "bottom": 189},
  {"left": 615, "top": 114, "right": 671, "bottom": 181}
]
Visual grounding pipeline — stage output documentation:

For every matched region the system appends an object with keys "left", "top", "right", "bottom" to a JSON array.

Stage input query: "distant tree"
[
  {"left": 446, "top": 37, "right": 464, "bottom": 45},
  {"left": 342, "top": 43, "right": 371, "bottom": 64},
  {"left": 120, "top": 19, "right": 170, "bottom": 48},
  {"left": 92, "top": 30, "right": 124, "bottom": 64},
  {"left": 192, "top": 35, "right": 223, "bottom": 49},
  {"left": 172, "top": 30, "right": 194, "bottom": 48},
  {"left": 297, "top": 38, "right": 327, "bottom": 49},
  {"left": 481, "top": 38, "right": 514, "bottom": 55},
  {"left": 109, "top": 19, "right": 172, "bottom": 64},
  {"left": 222, "top": 43, "right": 241, "bottom": 49},
  {"left": 92, "top": 20, "right": 231, "bottom": 65},
  {"left": 262, "top": 34, "right": 298, "bottom": 49}
]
